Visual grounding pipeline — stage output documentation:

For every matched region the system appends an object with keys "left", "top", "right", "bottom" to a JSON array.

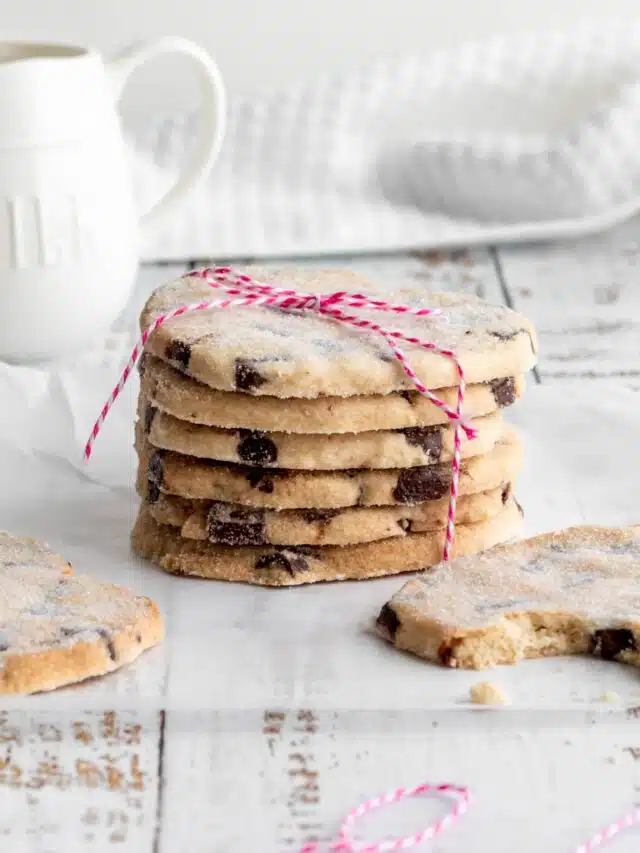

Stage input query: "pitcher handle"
[{"left": 108, "top": 37, "right": 226, "bottom": 241}]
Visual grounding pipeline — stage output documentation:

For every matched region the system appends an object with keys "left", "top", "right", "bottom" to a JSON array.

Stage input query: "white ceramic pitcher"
[{"left": 0, "top": 39, "right": 226, "bottom": 362}]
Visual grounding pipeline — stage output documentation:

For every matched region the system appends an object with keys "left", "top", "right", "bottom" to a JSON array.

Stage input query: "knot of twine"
[{"left": 85, "top": 265, "right": 478, "bottom": 561}]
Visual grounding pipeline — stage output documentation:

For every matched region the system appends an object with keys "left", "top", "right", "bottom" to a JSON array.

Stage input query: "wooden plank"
[
  {"left": 544, "top": 375, "right": 640, "bottom": 391},
  {"left": 158, "top": 709, "right": 640, "bottom": 853},
  {"left": 186, "top": 248, "right": 506, "bottom": 302},
  {"left": 0, "top": 711, "right": 162, "bottom": 853},
  {"left": 494, "top": 217, "right": 640, "bottom": 380},
  {"left": 408, "top": 247, "right": 506, "bottom": 303},
  {"left": 159, "top": 710, "right": 295, "bottom": 852}
]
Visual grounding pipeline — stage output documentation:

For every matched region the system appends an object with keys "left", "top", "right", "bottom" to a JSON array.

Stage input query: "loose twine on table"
[
  {"left": 84, "top": 266, "right": 640, "bottom": 853},
  {"left": 294, "top": 782, "right": 640, "bottom": 853}
]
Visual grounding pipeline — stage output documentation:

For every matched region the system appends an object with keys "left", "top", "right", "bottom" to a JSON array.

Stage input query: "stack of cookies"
[{"left": 132, "top": 268, "right": 537, "bottom": 586}]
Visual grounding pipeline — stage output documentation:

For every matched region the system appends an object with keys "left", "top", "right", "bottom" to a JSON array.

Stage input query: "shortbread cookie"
[
  {"left": 139, "top": 474, "right": 513, "bottom": 546},
  {"left": 141, "top": 268, "right": 537, "bottom": 397},
  {"left": 142, "top": 407, "right": 504, "bottom": 470},
  {"left": 376, "top": 525, "right": 640, "bottom": 670},
  {"left": 131, "top": 497, "right": 523, "bottom": 585},
  {"left": 137, "top": 428, "right": 524, "bottom": 509},
  {"left": 141, "top": 355, "right": 524, "bottom": 434},
  {"left": 0, "top": 532, "right": 163, "bottom": 694}
]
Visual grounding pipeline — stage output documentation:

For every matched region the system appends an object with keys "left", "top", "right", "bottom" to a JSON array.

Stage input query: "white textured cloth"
[{"left": 132, "top": 21, "right": 640, "bottom": 262}]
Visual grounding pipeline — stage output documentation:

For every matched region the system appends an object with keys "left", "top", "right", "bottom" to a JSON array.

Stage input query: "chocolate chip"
[
  {"left": 489, "top": 377, "right": 516, "bottom": 407},
  {"left": 96, "top": 627, "right": 117, "bottom": 662},
  {"left": 400, "top": 391, "right": 413, "bottom": 403},
  {"left": 144, "top": 405, "right": 157, "bottom": 435},
  {"left": 254, "top": 548, "right": 315, "bottom": 576},
  {"left": 237, "top": 431, "right": 278, "bottom": 465},
  {"left": 376, "top": 603, "right": 400, "bottom": 639},
  {"left": 148, "top": 453, "right": 164, "bottom": 485},
  {"left": 207, "top": 503, "right": 267, "bottom": 546},
  {"left": 397, "top": 518, "right": 413, "bottom": 533},
  {"left": 136, "top": 633, "right": 142, "bottom": 643},
  {"left": 438, "top": 640, "right": 459, "bottom": 667},
  {"left": 60, "top": 626, "right": 116, "bottom": 658},
  {"left": 235, "top": 358, "right": 268, "bottom": 392},
  {"left": 592, "top": 628, "right": 637, "bottom": 661},
  {"left": 489, "top": 329, "right": 519, "bottom": 342},
  {"left": 402, "top": 426, "right": 443, "bottom": 460},
  {"left": 245, "top": 469, "right": 275, "bottom": 493},
  {"left": 165, "top": 340, "right": 192, "bottom": 370},
  {"left": 300, "top": 508, "right": 341, "bottom": 523},
  {"left": 393, "top": 466, "right": 449, "bottom": 503},
  {"left": 501, "top": 484, "right": 511, "bottom": 504},
  {"left": 147, "top": 480, "right": 161, "bottom": 504}
]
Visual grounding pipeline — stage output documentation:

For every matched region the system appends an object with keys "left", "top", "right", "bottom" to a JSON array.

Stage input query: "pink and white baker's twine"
[
  {"left": 297, "top": 782, "right": 470, "bottom": 853},
  {"left": 85, "top": 265, "right": 479, "bottom": 560},
  {"left": 293, "top": 783, "right": 640, "bottom": 853}
]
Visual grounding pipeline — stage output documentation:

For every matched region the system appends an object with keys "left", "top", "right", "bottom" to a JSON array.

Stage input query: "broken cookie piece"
[
  {"left": 0, "top": 531, "right": 163, "bottom": 694},
  {"left": 376, "top": 524, "right": 640, "bottom": 670}
]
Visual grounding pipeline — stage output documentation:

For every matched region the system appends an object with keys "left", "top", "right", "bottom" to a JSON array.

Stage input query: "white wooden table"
[{"left": 3, "top": 220, "right": 640, "bottom": 853}]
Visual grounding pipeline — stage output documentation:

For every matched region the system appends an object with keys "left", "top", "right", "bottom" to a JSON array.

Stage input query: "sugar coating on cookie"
[
  {"left": 141, "top": 268, "right": 537, "bottom": 398},
  {"left": 376, "top": 525, "right": 640, "bottom": 670},
  {"left": 0, "top": 532, "right": 163, "bottom": 694}
]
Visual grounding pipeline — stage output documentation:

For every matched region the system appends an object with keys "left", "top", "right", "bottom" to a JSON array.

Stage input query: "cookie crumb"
[
  {"left": 599, "top": 691, "right": 621, "bottom": 703},
  {"left": 469, "top": 681, "right": 510, "bottom": 706}
]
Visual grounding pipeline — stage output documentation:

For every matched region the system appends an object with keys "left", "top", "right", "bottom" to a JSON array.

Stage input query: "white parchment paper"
[{"left": 0, "top": 362, "right": 639, "bottom": 710}]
